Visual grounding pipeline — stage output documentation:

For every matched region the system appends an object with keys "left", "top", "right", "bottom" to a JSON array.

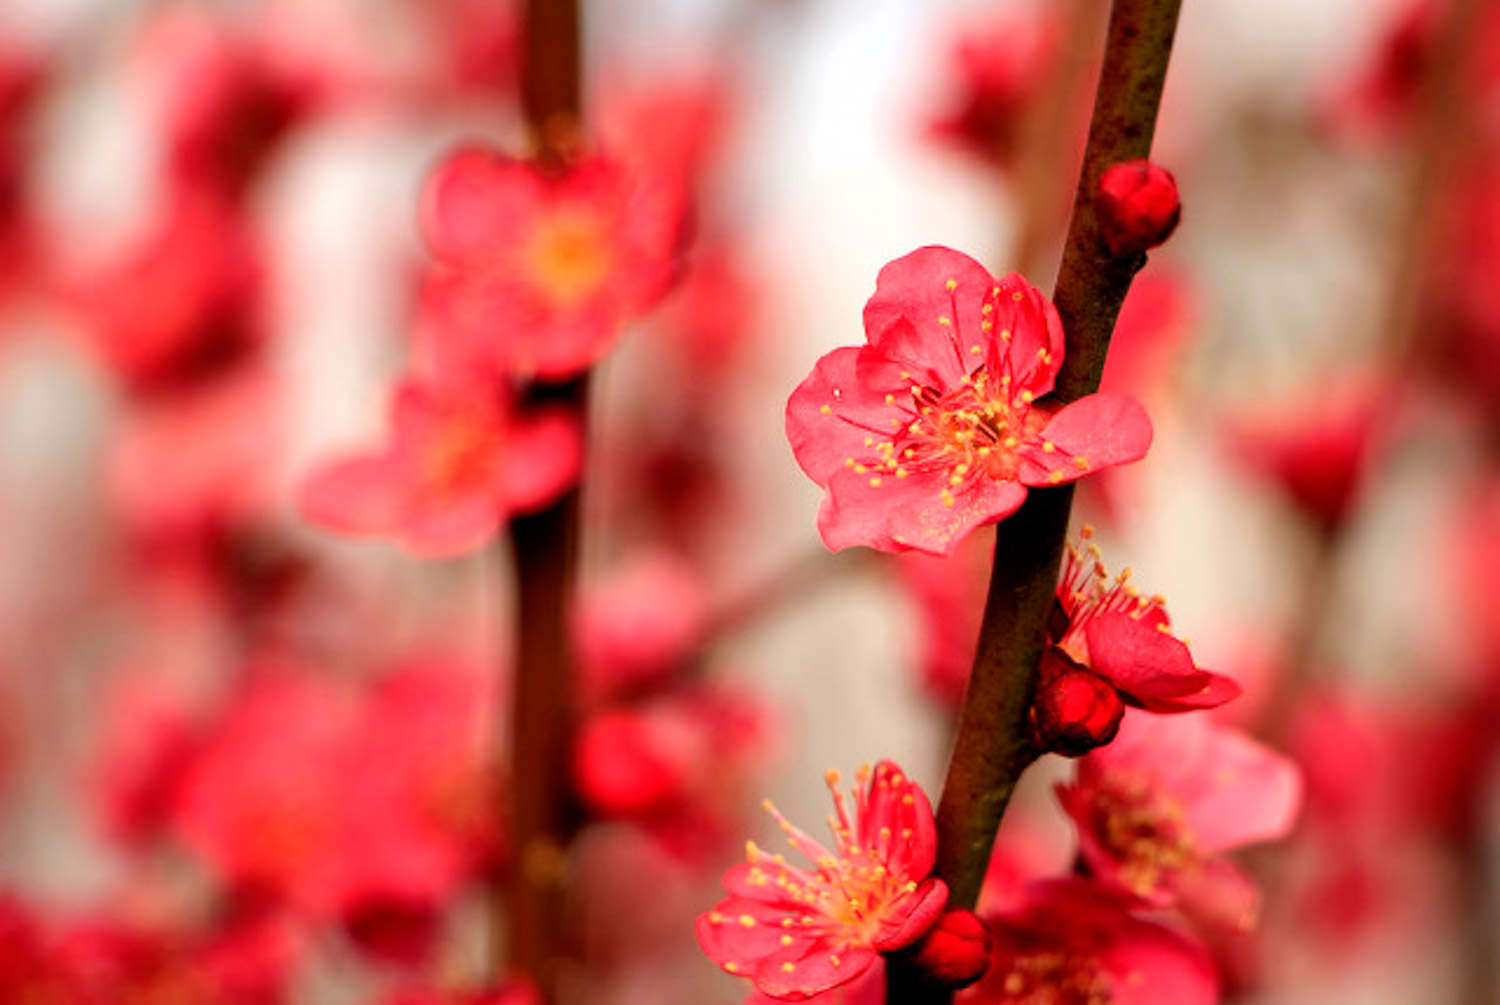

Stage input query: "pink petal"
[
  {"left": 503, "top": 408, "right": 584, "bottom": 513},
  {"left": 1178, "top": 726, "right": 1303, "bottom": 854},
  {"left": 398, "top": 490, "right": 502, "bottom": 558},
  {"left": 1018, "top": 392, "right": 1153, "bottom": 487},
  {"left": 983, "top": 271, "right": 1066, "bottom": 397},
  {"left": 871, "top": 878, "right": 948, "bottom": 952},
  {"left": 860, "top": 761, "right": 938, "bottom": 879},
  {"left": 418, "top": 148, "right": 542, "bottom": 263},
  {"left": 786, "top": 346, "right": 910, "bottom": 487},
  {"left": 816, "top": 465, "right": 1027, "bottom": 556},
  {"left": 861, "top": 246, "right": 995, "bottom": 389},
  {"left": 299, "top": 455, "right": 404, "bottom": 535},
  {"left": 751, "top": 941, "right": 877, "bottom": 1001},
  {"left": 1169, "top": 856, "right": 1262, "bottom": 935},
  {"left": 1099, "top": 915, "right": 1219, "bottom": 1005},
  {"left": 1083, "top": 613, "right": 1241, "bottom": 712}
]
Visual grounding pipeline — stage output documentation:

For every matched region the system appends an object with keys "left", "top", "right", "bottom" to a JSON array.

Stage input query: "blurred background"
[{"left": 0, "top": 0, "right": 1496, "bottom": 1001}]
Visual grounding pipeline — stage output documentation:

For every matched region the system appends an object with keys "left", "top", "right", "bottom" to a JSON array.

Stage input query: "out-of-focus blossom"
[
  {"left": 1322, "top": 0, "right": 1500, "bottom": 139},
  {"left": 1434, "top": 165, "right": 1500, "bottom": 414},
  {"left": 421, "top": 0, "right": 519, "bottom": 99},
  {"left": 0, "top": 897, "right": 300, "bottom": 1004},
  {"left": 697, "top": 762, "right": 948, "bottom": 999},
  {"left": 649, "top": 244, "right": 760, "bottom": 383},
  {"left": 0, "top": 46, "right": 42, "bottom": 298},
  {"left": 1095, "top": 160, "right": 1181, "bottom": 258},
  {"left": 895, "top": 527, "right": 990, "bottom": 709},
  {"left": 964, "top": 879, "right": 1218, "bottom": 1005},
  {"left": 1057, "top": 711, "right": 1302, "bottom": 933},
  {"left": 576, "top": 687, "right": 771, "bottom": 865},
  {"left": 299, "top": 370, "right": 583, "bottom": 557},
  {"left": 1048, "top": 528, "right": 1242, "bottom": 715},
  {"left": 417, "top": 149, "right": 682, "bottom": 380},
  {"left": 170, "top": 658, "right": 495, "bottom": 931},
  {"left": 91, "top": 676, "right": 204, "bottom": 847},
  {"left": 927, "top": 9, "right": 1059, "bottom": 169},
  {"left": 109, "top": 367, "right": 282, "bottom": 555},
  {"left": 1224, "top": 374, "right": 1396, "bottom": 531},
  {"left": 62, "top": 187, "right": 262, "bottom": 395},
  {"left": 596, "top": 70, "right": 729, "bottom": 193},
  {"left": 129, "top": 6, "right": 316, "bottom": 197},
  {"left": 381, "top": 982, "right": 540, "bottom": 1005},
  {"left": 786, "top": 246, "right": 1152, "bottom": 556},
  {"left": 573, "top": 550, "right": 708, "bottom": 701}
]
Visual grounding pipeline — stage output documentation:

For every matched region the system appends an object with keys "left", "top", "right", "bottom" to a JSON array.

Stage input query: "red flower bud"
[
  {"left": 1031, "top": 651, "right": 1124, "bottom": 757},
  {"left": 907, "top": 909, "right": 991, "bottom": 990},
  {"left": 1095, "top": 160, "right": 1181, "bottom": 257}
]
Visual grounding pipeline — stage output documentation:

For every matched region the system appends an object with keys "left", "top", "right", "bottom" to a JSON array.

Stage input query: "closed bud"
[
  {"left": 1095, "top": 160, "right": 1181, "bottom": 257},
  {"left": 1031, "top": 650, "right": 1124, "bottom": 757},
  {"left": 907, "top": 909, "right": 991, "bottom": 990}
]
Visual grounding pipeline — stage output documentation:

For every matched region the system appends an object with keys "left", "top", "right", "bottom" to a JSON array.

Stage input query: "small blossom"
[
  {"left": 416, "top": 148, "right": 681, "bottom": 380},
  {"left": 786, "top": 246, "right": 1152, "bottom": 556},
  {"left": 907, "top": 909, "right": 990, "bottom": 990},
  {"left": 299, "top": 370, "right": 582, "bottom": 557},
  {"left": 697, "top": 762, "right": 948, "bottom": 1000},
  {"left": 972, "top": 878, "right": 1219, "bottom": 1005},
  {"left": 1049, "top": 528, "right": 1242, "bottom": 714},
  {"left": 1095, "top": 160, "right": 1181, "bottom": 258},
  {"left": 573, "top": 550, "right": 708, "bottom": 701},
  {"left": 1056, "top": 711, "right": 1302, "bottom": 933}
]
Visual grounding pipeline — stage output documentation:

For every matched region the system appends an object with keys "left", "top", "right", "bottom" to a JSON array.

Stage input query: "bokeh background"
[{"left": 0, "top": 0, "right": 1495, "bottom": 1002}]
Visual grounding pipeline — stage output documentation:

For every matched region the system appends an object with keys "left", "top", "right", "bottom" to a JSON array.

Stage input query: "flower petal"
[
  {"left": 1083, "top": 613, "right": 1241, "bottom": 712},
  {"left": 419, "top": 148, "right": 542, "bottom": 264},
  {"left": 817, "top": 466, "right": 1027, "bottom": 556},
  {"left": 1019, "top": 392, "right": 1152, "bottom": 487},
  {"left": 503, "top": 408, "right": 584, "bottom": 513},
  {"left": 299, "top": 455, "right": 404, "bottom": 536},
  {"left": 786, "top": 347, "right": 909, "bottom": 487},
  {"left": 861, "top": 246, "right": 995, "bottom": 389}
]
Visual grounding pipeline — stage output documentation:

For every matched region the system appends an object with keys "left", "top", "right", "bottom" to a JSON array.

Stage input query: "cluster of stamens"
[
  {"left": 1055, "top": 527, "right": 1171, "bottom": 660},
  {"left": 703, "top": 766, "right": 926, "bottom": 978},
  {"left": 998, "top": 949, "right": 1112, "bottom": 1005},
  {"left": 824, "top": 278, "right": 1080, "bottom": 507},
  {"left": 421, "top": 411, "right": 501, "bottom": 492},
  {"left": 1091, "top": 773, "right": 1197, "bottom": 897}
]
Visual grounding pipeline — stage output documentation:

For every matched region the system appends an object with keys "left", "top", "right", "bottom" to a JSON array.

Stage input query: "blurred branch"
[
  {"left": 886, "top": 0, "right": 1182, "bottom": 999},
  {"left": 502, "top": 1, "right": 586, "bottom": 998}
]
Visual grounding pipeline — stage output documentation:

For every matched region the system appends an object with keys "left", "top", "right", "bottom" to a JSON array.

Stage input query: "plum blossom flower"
[
  {"left": 968, "top": 879, "right": 1219, "bottom": 1005},
  {"left": 1048, "top": 528, "right": 1242, "bottom": 715},
  {"left": 299, "top": 370, "right": 582, "bottom": 557},
  {"left": 697, "top": 762, "right": 948, "bottom": 1000},
  {"left": 416, "top": 148, "right": 681, "bottom": 380},
  {"left": 786, "top": 247, "right": 1152, "bottom": 556},
  {"left": 1056, "top": 711, "right": 1302, "bottom": 933}
]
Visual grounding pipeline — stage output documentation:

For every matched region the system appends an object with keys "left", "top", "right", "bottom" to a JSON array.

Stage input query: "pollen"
[
  {"left": 945, "top": 279, "right": 958, "bottom": 291},
  {"left": 820, "top": 404, "right": 832, "bottom": 415}
]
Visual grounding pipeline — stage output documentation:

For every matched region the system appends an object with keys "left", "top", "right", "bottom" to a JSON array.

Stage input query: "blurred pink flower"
[
  {"left": 967, "top": 878, "right": 1218, "bottom": 1005},
  {"left": 299, "top": 370, "right": 582, "bottom": 556},
  {"left": 786, "top": 246, "right": 1152, "bottom": 556},
  {"left": 1057, "top": 711, "right": 1302, "bottom": 933},
  {"left": 416, "top": 149, "right": 682, "bottom": 380},
  {"left": 573, "top": 550, "right": 708, "bottom": 701}
]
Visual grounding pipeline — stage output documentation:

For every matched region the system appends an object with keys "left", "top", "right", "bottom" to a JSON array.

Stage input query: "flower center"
[
  {"left": 997, "top": 949, "right": 1112, "bottom": 1005},
  {"left": 527, "top": 208, "right": 612, "bottom": 307},
  {"left": 421, "top": 412, "right": 500, "bottom": 492},
  {"left": 1091, "top": 772, "right": 1198, "bottom": 896}
]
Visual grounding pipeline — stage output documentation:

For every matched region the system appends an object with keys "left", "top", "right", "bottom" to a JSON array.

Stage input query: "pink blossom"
[
  {"left": 299, "top": 370, "right": 582, "bottom": 557},
  {"left": 965, "top": 879, "right": 1218, "bottom": 1005},
  {"left": 698, "top": 762, "right": 948, "bottom": 1000},
  {"left": 1050, "top": 528, "right": 1242, "bottom": 714},
  {"left": 416, "top": 149, "right": 682, "bottom": 380},
  {"left": 786, "top": 247, "right": 1152, "bottom": 556},
  {"left": 573, "top": 550, "right": 708, "bottom": 701},
  {"left": 1057, "top": 711, "right": 1302, "bottom": 933}
]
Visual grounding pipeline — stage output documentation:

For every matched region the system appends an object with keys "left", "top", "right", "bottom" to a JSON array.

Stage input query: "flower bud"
[
  {"left": 1031, "top": 651, "right": 1124, "bottom": 756},
  {"left": 907, "top": 909, "right": 991, "bottom": 990},
  {"left": 1095, "top": 160, "right": 1181, "bottom": 257}
]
